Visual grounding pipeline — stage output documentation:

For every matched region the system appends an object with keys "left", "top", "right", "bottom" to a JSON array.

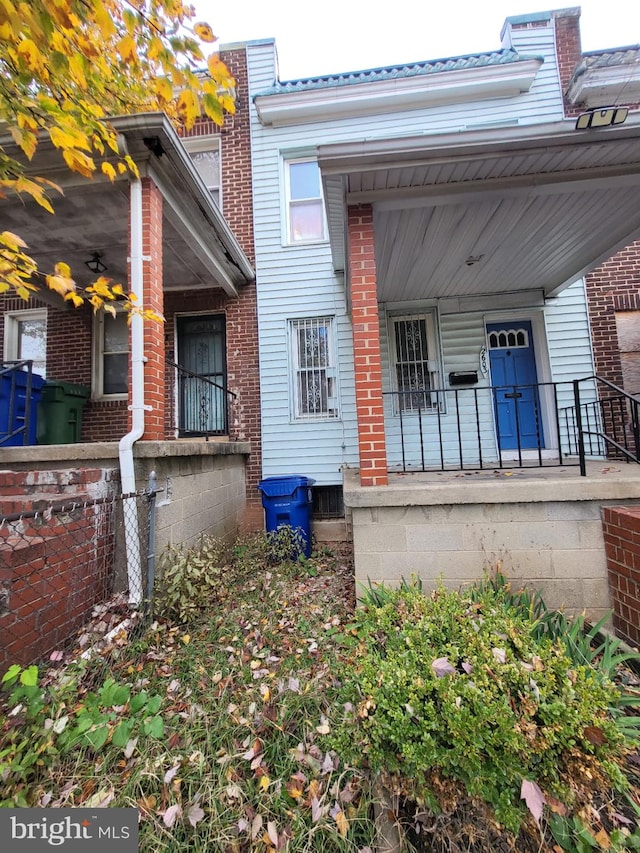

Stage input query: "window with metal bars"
[
  {"left": 312, "top": 485, "right": 344, "bottom": 519},
  {"left": 290, "top": 317, "right": 338, "bottom": 419},
  {"left": 391, "top": 313, "right": 441, "bottom": 412}
]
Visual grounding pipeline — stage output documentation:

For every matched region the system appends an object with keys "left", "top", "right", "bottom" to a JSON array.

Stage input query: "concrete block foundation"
[{"left": 344, "top": 465, "right": 640, "bottom": 622}]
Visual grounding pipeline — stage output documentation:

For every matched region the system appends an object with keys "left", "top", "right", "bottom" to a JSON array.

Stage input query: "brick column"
[
  {"left": 348, "top": 204, "right": 388, "bottom": 486},
  {"left": 553, "top": 8, "right": 582, "bottom": 117},
  {"left": 139, "top": 177, "right": 165, "bottom": 439}
]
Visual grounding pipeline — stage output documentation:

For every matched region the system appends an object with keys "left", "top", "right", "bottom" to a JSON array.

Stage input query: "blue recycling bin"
[
  {"left": 0, "top": 368, "right": 45, "bottom": 446},
  {"left": 258, "top": 475, "right": 316, "bottom": 557}
]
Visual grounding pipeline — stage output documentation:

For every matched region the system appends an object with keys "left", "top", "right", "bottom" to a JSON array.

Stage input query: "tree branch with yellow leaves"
[{"left": 0, "top": 0, "right": 235, "bottom": 318}]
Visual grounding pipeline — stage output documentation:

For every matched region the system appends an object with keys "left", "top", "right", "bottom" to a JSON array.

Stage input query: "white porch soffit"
[
  {"left": 318, "top": 116, "right": 640, "bottom": 303},
  {"left": 111, "top": 114, "right": 254, "bottom": 297},
  {"left": 0, "top": 114, "right": 254, "bottom": 299}
]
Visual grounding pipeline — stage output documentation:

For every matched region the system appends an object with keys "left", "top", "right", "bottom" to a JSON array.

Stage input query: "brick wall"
[
  {"left": 177, "top": 45, "right": 262, "bottom": 501},
  {"left": 0, "top": 467, "right": 118, "bottom": 669},
  {"left": 584, "top": 243, "right": 640, "bottom": 388},
  {"left": 0, "top": 293, "right": 121, "bottom": 442},
  {"left": 140, "top": 177, "right": 165, "bottom": 440},
  {"left": 553, "top": 10, "right": 640, "bottom": 393},
  {"left": 554, "top": 8, "right": 640, "bottom": 117},
  {"left": 553, "top": 8, "right": 582, "bottom": 117},
  {"left": 602, "top": 506, "right": 640, "bottom": 647}
]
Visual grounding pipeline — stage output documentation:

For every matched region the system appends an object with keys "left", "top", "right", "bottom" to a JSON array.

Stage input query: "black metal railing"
[
  {"left": 167, "top": 361, "right": 236, "bottom": 440},
  {"left": 383, "top": 376, "right": 640, "bottom": 476},
  {"left": 0, "top": 360, "right": 38, "bottom": 447},
  {"left": 561, "top": 377, "right": 640, "bottom": 476}
]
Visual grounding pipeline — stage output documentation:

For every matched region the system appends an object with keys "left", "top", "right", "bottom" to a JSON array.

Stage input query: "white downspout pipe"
[{"left": 119, "top": 176, "right": 145, "bottom": 607}]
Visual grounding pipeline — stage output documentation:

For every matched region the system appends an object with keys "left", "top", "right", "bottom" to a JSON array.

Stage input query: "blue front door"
[{"left": 487, "top": 320, "right": 544, "bottom": 451}]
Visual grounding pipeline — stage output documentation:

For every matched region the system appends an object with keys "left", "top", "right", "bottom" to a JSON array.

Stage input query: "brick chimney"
[{"left": 553, "top": 7, "right": 582, "bottom": 115}]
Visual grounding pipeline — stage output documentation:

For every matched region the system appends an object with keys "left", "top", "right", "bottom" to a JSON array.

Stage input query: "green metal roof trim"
[
  {"left": 256, "top": 49, "right": 544, "bottom": 97},
  {"left": 568, "top": 45, "right": 640, "bottom": 83}
]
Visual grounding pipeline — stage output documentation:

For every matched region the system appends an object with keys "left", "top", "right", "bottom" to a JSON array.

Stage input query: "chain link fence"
[{"left": 0, "top": 480, "right": 158, "bottom": 673}]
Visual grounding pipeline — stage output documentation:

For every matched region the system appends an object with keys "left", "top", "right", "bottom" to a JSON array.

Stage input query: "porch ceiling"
[
  {"left": 0, "top": 113, "right": 254, "bottom": 300},
  {"left": 0, "top": 181, "right": 227, "bottom": 295},
  {"left": 318, "top": 116, "right": 640, "bottom": 302}
]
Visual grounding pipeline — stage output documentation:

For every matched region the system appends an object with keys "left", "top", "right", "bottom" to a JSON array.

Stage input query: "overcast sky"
[{"left": 193, "top": 0, "right": 640, "bottom": 81}]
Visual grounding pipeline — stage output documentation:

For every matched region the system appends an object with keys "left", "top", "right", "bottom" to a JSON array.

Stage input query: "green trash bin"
[{"left": 37, "top": 381, "right": 90, "bottom": 444}]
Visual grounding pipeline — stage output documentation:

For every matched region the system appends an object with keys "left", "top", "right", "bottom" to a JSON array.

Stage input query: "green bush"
[{"left": 332, "top": 580, "right": 625, "bottom": 832}]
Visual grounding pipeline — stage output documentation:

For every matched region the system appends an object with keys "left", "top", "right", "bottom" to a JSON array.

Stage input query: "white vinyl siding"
[
  {"left": 245, "top": 22, "right": 568, "bottom": 483},
  {"left": 290, "top": 316, "right": 338, "bottom": 419}
]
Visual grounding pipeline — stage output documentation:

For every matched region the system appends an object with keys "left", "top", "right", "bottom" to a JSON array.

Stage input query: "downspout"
[{"left": 119, "top": 175, "right": 145, "bottom": 607}]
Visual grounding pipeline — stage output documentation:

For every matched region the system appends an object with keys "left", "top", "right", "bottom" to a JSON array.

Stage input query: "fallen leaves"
[
  {"left": 432, "top": 656, "right": 456, "bottom": 677},
  {"left": 520, "top": 778, "right": 545, "bottom": 827}
]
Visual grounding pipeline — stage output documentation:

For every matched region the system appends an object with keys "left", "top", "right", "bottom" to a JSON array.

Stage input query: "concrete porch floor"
[
  {"left": 343, "top": 462, "right": 640, "bottom": 621},
  {"left": 347, "top": 460, "right": 640, "bottom": 505}
]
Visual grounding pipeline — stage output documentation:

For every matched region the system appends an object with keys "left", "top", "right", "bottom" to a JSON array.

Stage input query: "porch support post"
[
  {"left": 139, "top": 177, "right": 165, "bottom": 440},
  {"left": 348, "top": 204, "right": 388, "bottom": 486}
]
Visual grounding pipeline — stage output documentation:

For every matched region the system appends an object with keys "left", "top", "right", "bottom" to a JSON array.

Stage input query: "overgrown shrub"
[
  {"left": 154, "top": 527, "right": 310, "bottom": 625},
  {"left": 232, "top": 525, "right": 308, "bottom": 576},
  {"left": 153, "top": 535, "right": 229, "bottom": 624},
  {"left": 332, "top": 580, "right": 629, "bottom": 834}
]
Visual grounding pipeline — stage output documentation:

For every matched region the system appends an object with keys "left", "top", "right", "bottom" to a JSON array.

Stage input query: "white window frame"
[
  {"left": 283, "top": 157, "right": 327, "bottom": 245},
  {"left": 183, "top": 136, "right": 222, "bottom": 210},
  {"left": 3, "top": 308, "right": 48, "bottom": 377},
  {"left": 289, "top": 316, "right": 339, "bottom": 420},
  {"left": 92, "top": 310, "right": 129, "bottom": 400},
  {"left": 389, "top": 311, "right": 442, "bottom": 414}
]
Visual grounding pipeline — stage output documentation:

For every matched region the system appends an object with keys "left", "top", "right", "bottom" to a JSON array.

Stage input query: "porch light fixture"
[
  {"left": 85, "top": 252, "right": 107, "bottom": 275},
  {"left": 575, "top": 106, "right": 628, "bottom": 130}
]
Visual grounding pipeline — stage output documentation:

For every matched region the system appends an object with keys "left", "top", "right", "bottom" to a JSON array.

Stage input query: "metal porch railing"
[
  {"left": 383, "top": 376, "right": 640, "bottom": 476},
  {"left": 167, "top": 360, "right": 236, "bottom": 440},
  {"left": 562, "top": 376, "right": 640, "bottom": 476}
]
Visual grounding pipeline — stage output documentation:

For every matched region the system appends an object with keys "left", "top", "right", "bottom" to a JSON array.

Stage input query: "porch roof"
[
  {"left": 318, "top": 114, "right": 640, "bottom": 303},
  {"left": 0, "top": 113, "right": 254, "bottom": 300}
]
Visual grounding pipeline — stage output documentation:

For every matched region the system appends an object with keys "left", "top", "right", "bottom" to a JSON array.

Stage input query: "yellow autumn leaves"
[{"left": 0, "top": 0, "right": 236, "bottom": 314}]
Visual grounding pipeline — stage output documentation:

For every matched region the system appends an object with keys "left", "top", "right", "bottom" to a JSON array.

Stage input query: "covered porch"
[
  {"left": 0, "top": 112, "right": 254, "bottom": 447},
  {"left": 319, "top": 114, "right": 640, "bottom": 487}
]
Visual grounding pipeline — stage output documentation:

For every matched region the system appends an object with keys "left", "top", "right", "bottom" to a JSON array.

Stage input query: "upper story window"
[
  {"left": 93, "top": 311, "right": 128, "bottom": 399},
  {"left": 290, "top": 316, "right": 338, "bottom": 419},
  {"left": 3, "top": 309, "right": 47, "bottom": 377},
  {"left": 285, "top": 158, "right": 326, "bottom": 244},
  {"left": 184, "top": 138, "right": 222, "bottom": 209}
]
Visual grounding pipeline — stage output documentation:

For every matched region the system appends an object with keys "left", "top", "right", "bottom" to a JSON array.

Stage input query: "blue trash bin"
[
  {"left": 258, "top": 475, "right": 316, "bottom": 557},
  {"left": 0, "top": 368, "right": 45, "bottom": 446}
]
